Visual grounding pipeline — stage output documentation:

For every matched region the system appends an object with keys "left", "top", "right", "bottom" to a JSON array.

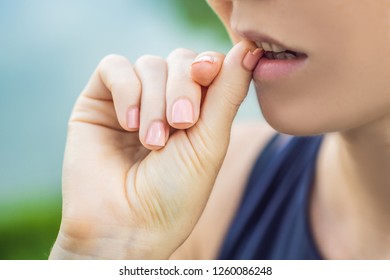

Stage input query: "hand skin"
[{"left": 49, "top": 41, "right": 262, "bottom": 259}]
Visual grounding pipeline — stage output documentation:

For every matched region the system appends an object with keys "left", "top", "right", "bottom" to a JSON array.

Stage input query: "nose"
[{"left": 229, "top": 0, "right": 259, "bottom": 39}]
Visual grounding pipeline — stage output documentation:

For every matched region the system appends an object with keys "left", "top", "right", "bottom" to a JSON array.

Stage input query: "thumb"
[{"left": 191, "top": 41, "right": 263, "bottom": 150}]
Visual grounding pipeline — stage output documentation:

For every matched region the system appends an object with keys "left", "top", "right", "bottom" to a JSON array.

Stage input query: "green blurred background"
[{"left": 0, "top": 0, "right": 262, "bottom": 259}]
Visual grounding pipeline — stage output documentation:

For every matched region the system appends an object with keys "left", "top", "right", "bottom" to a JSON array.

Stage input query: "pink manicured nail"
[
  {"left": 127, "top": 107, "right": 139, "bottom": 129},
  {"left": 192, "top": 55, "right": 214, "bottom": 65},
  {"left": 242, "top": 48, "right": 263, "bottom": 71},
  {"left": 146, "top": 121, "right": 166, "bottom": 147},
  {"left": 172, "top": 98, "right": 194, "bottom": 124}
]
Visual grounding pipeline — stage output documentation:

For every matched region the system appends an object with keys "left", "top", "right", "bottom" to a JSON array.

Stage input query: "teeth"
[
  {"left": 264, "top": 51, "right": 297, "bottom": 60},
  {"left": 274, "top": 52, "right": 287, "bottom": 60},
  {"left": 256, "top": 41, "right": 299, "bottom": 60},
  {"left": 256, "top": 41, "right": 288, "bottom": 53},
  {"left": 261, "top": 42, "right": 273, "bottom": 52},
  {"left": 271, "top": 44, "right": 287, "bottom": 53},
  {"left": 285, "top": 52, "right": 296, "bottom": 60}
]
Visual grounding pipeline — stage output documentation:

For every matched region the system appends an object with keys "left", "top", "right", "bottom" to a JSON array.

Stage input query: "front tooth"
[
  {"left": 261, "top": 42, "right": 273, "bottom": 51},
  {"left": 256, "top": 41, "right": 263, "bottom": 48},
  {"left": 271, "top": 44, "right": 287, "bottom": 53}
]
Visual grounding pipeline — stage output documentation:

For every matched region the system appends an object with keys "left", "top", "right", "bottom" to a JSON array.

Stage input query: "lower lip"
[{"left": 253, "top": 56, "right": 307, "bottom": 82}]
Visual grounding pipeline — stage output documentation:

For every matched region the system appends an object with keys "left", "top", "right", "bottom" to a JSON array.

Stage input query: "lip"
[
  {"left": 253, "top": 55, "right": 308, "bottom": 82},
  {"left": 237, "top": 30, "right": 308, "bottom": 82},
  {"left": 239, "top": 30, "right": 305, "bottom": 54}
]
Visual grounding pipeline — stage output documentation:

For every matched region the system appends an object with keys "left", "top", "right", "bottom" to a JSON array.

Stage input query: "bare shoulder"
[{"left": 170, "top": 120, "right": 276, "bottom": 259}]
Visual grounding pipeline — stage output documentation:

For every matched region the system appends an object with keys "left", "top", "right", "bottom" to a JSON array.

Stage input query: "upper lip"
[{"left": 238, "top": 30, "right": 305, "bottom": 54}]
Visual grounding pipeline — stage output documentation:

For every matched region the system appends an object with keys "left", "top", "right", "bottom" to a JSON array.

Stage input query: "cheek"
[
  {"left": 256, "top": 54, "right": 390, "bottom": 136},
  {"left": 256, "top": 1, "right": 390, "bottom": 136}
]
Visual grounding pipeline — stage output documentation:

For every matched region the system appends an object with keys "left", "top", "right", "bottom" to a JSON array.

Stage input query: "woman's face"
[{"left": 208, "top": 0, "right": 390, "bottom": 135}]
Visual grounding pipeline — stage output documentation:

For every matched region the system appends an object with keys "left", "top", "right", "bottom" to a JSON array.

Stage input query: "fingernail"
[
  {"left": 242, "top": 48, "right": 263, "bottom": 71},
  {"left": 126, "top": 107, "right": 139, "bottom": 129},
  {"left": 146, "top": 121, "right": 166, "bottom": 147},
  {"left": 192, "top": 55, "right": 214, "bottom": 65},
  {"left": 172, "top": 98, "right": 194, "bottom": 124}
]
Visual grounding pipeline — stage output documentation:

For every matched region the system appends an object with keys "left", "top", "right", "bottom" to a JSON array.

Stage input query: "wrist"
[{"left": 49, "top": 222, "right": 173, "bottom": 260}]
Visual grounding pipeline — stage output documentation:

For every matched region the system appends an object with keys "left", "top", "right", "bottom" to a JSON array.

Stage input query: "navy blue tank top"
[{"left": 218, "top": 133, "right": 324, "bottom": 259}]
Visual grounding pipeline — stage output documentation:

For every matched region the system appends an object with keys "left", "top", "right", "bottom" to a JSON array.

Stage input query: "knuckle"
[
  {"left": 168, "top": 48, "right": 196, "bottom": 61},
  {"left": 98, "top": 54, "right": 140, "bottom": 93},
  {"left": 135, "top": 55, "right": 165, "bottom": 69},
  {"left": 99, "top": 54, "right": 129, "bottom": 69},
  {"left": 198, "top": 51, "right": 224, "bottom": 60}
]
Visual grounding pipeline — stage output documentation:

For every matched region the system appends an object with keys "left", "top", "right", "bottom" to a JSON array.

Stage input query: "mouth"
[
  {"left": 238, "top": 30, "right": 308, "bottom": 82},
  {"left": 254, "top": 41, "right": 307, "bottom": 60},
  {"left": 252, "top": 39, "right": 308, "bottom": 82}
]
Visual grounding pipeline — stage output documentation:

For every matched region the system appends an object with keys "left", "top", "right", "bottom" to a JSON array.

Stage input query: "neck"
[
  {"left": 312, "top": 112, "right": 390, "bottom": 259},
  {"left": 338, "top": 112, "right": 390, "bottom": 211}
]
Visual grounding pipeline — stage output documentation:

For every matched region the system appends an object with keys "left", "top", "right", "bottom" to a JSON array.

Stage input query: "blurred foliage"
[
  {"left": 0, "top": 195, "right": 61, "bottom": 259},
  {"left": 170, "top": 0, "right": 230, "bottom": 43}
]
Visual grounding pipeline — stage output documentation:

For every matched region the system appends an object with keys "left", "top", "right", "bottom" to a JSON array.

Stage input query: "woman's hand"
[{"left": 50, "top": 41, "right": 262, "bottom": 259}]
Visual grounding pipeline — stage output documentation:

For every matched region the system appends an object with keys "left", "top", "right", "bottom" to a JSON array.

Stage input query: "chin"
[
  {"left": 258, "top": 97, "right": 334, "bottom": 137},
  {"left": 263, "top": 114, "right": 327, "bottom": 137}
]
